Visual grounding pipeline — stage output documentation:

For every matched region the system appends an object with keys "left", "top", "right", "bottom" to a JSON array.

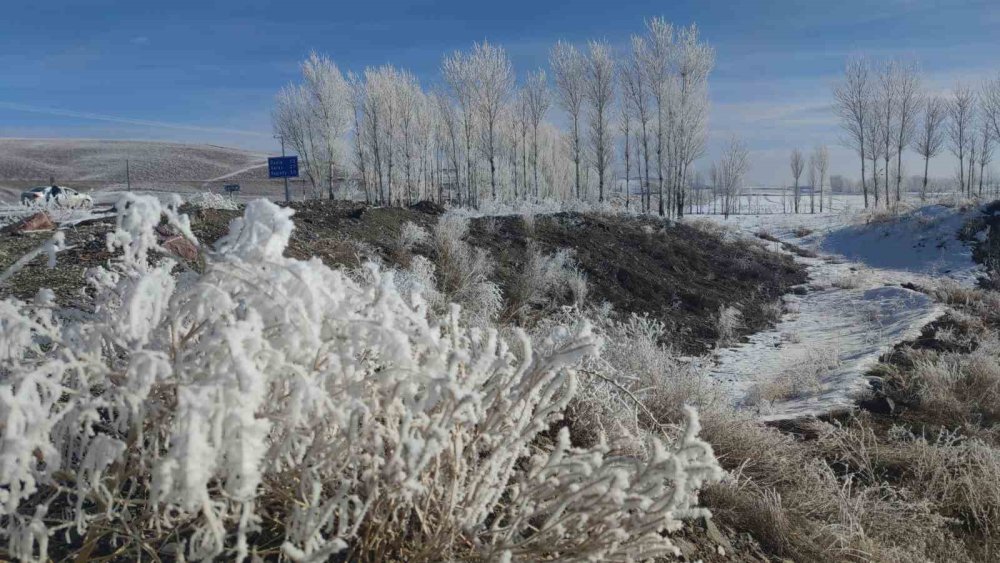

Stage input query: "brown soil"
[{"left": 1, "top": 200, "right": 805, "bottom": 355}]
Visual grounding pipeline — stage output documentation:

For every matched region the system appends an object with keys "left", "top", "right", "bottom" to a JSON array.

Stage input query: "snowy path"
[{"left": 699, "top": 204, "right": 983, "bottom": 421}]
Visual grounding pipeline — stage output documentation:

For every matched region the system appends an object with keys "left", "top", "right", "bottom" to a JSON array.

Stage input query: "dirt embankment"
[{"left": 0, "top": 200, "right": 805, "bottom": 354}]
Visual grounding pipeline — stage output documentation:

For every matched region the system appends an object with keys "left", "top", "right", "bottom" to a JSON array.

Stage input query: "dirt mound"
[
  {"left": 1, "top": 200, "right": 805, "bottom": 354},
  {"left": 408, "top": 200, "right": 446, "bottom": 215},
  {"left": 468, "top": 213, "right": 805, "bottom": 354}
]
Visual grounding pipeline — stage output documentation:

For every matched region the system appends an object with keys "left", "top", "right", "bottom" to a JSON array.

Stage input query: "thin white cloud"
[
  {"left": 0, "top": 101, "right": 268, "bottom": 138},
  {"left": 130, "top": 36, "right": 150, "bottom": 45}
]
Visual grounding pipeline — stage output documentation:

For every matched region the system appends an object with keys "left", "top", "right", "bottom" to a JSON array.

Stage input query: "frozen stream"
[{"left": 699, "top": 203, "right": 984, "bottom": 421}]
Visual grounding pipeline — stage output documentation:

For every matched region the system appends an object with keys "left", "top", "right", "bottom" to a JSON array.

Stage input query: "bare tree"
[
  {"left": 814, "top": 145, "right": 829, "bottom": 212},
  {"left": 585, "top": 40, "right": 615, "bottom": 203},
  {"left": 913, "top": 96, "right": 948, "bottom": 200},
  {"left": 876, "top": 61, "right": 899, "bottom": 204},
  {"left": 864, "top": 95, "right": 886, "bottom": 207},
  {"left": 551, "top": 41, "right": 587, "bottom": 200},
  {"left": 716, "top": 137, "right": 751, "bottom": 219},
  {"left": 789, "top": 149, "right": 804, "bottom": 214},
  {"left": 833, "top": 57, "right": 873, "bottom": 208},
  {"left": 892, "top": 62, "right": 921, "bottom": 201},
  {"left": 977, "top": 118, "right": 994, "bottom": 196},
  {"left": 949, "top": 85, "right": 975, "bottom": 196},
  {"left": 807, "top": 152, "right": 818, "bottom": 214},
  {"left": 983, "top": 74, "right": 1000, "bottom": 146}
]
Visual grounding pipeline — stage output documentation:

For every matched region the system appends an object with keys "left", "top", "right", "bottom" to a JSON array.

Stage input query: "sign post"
[{"left": 269, "top": 138, "right": 299, "bottom": 202}]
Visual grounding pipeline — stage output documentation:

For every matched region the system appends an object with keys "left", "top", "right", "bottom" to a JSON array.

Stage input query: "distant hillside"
[
  {"left": 0, "top": 138, "right": 267, "bottom": 182},
  {"left": 0, "top": 138, "right": 281, "bottom": 202}
]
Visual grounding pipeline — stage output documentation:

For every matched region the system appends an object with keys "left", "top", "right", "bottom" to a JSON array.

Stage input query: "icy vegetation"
[
  {"left": 0, "top": 195, "right": 721, "bottom": 561},
  {"left": 185, "top": 191, "right": 241, "bottom": 210}
]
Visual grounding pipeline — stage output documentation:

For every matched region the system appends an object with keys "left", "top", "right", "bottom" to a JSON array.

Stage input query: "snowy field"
[{"left": 693, "top": 193, "right": 985, "bottom": 420}]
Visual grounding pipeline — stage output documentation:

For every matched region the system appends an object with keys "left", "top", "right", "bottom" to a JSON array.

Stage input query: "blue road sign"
[{"left": 268, "top": 156, "right": 299, "bottom": 178}]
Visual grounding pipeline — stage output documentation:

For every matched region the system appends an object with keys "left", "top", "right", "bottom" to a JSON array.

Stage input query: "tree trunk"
[{"left": 921, "top": 155, "right": 929, "bottom": 201}]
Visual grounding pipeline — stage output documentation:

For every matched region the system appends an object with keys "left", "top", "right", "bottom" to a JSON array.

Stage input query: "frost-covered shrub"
[
  {"left": 396, "top": 221, "right": 429, "bottom": 252},
  {"left": 716, "top": 305, "right": 743, "bottom": 346},
  {"left": 506, "top": 245, "right": 588, "bottom": 321},
  {"left": 0, "top": 195, "right": 722, "bottom": 561},
  {"left": 187, "top": 191, "right": 240, "bottom": 210},
  {"left": 744, "top": 345, "right": 840, "bottom": 408},
  {"left": 432, "top": 212, "right": 502, "bottom": 324},
  {"left": 547, "top": 310, "right": 723, "bottom": 457}
]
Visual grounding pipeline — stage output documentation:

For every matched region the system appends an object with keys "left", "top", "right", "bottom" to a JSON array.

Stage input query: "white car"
[{"left": 20, "top": 186, "right": 94, "bottom": 208}]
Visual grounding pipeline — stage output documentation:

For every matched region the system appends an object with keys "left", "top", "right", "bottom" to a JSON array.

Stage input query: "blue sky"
[{"left": 1, "top": 0, "right": 998, "bottom": 184}]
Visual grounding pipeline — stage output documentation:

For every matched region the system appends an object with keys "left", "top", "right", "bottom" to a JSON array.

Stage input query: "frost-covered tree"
[
  {"left": 622, "top": 36, "right": 654, "bottom": 213},
  {"left": 585, "top": 40, "right": 615, "bottom": 202},
  {"left": 619, "top": 77, "right": 633, "bottom": 210},
  {"left": 273, "top": 52, "right": 352, "bottom": 198},
  {"left": 670, "top": 24, "right": 713, "bottom": 217},
  {"left": 639, "top": 17, "right": 673, "bottom": 216},
  {"left": 551, "top": 41, "right": 587, "bottom": 200},
  {"left": 524, "top": 70, "right": 550, "bottom": 199},
  {"left": 442, "top": 49, "right": 479, "bottom": 206},
  {"left": 468, "top": 42, "right": 514, "bottom": 201}
]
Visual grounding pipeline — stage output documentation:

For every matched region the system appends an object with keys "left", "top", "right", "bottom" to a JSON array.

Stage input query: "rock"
[
  {"left": 859, "top": 394, "right": 896, "bottom": 415},
  {"left": 12, "top": 212, "right": 55, "bottom": 233},
  {"left": 702, "top": 517, "right": 734, "bottom": 554},
  {"left": 161, "top": 235, "right": 199, "bottom": 261}
]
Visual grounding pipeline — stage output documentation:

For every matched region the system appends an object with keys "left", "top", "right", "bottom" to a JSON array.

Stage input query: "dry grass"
[
  {"left": 744, "top": 345, "right": 839, "bottom": 408},
  {"left": 656, "top": 273, "right": 1000, "bottom": 561}
]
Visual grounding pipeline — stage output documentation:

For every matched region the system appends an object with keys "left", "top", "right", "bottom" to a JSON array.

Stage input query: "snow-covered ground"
[{"left": 693, "top": 195, "right": 985, "bottom": 420}]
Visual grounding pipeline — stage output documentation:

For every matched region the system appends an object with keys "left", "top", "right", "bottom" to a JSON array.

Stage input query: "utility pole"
[
  {"left": 274, "top": 135, "right": 290, "bottom": 203},
  {"left": 126, "top": 159, "right": 131, "bottom": 191}
]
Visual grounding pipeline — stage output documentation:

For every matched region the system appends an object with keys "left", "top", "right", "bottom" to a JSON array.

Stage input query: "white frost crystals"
[{"left": 0, "top": 195, "right": 721, "bottom": 561}]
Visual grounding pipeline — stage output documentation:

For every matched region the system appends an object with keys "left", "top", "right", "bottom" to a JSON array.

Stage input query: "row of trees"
[
  {"left": 272, "top": 18, "right": 719, "bottom": 217},
  {"left": 834, "top": 57, "right": 1000, "bottom": 207},
  {"left": 787, "top": 145, "right": 829, "bottom": 214}
]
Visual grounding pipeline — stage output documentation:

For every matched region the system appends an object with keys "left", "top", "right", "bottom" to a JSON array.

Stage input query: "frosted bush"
[
  {"left": 0, "top": 195, "right": 721, "bottom": 561},
  {"left": 716, "top": 305, "right": 743, "bottom": 346},
  {"left": 508, "top": 246, "right": 588, "bottom": 320},
  {"left": 396, "top": 221, "right": 429, "bottom": 252},
  {"left": 432, "top": 212, "right": 503, "bottom": 324},
  {"left": 187, "top": 191, "right": 240, "bottom": 211}
]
